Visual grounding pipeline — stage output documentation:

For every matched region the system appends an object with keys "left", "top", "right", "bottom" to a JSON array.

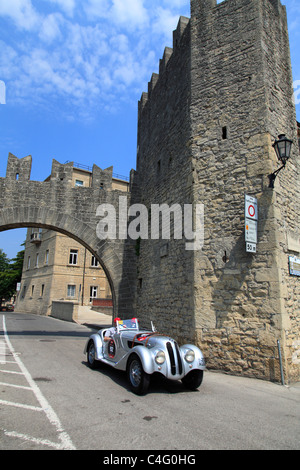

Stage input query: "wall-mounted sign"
[
  {"left": 245, "top": 195, "right": 258, "bottom": 252},
  {"left": 245, "top": 219, "right": 258, "bottom": 244},
  {"left": 245, "top": 195, "right": 258, "bottom": 221},
  {"left": 289, "top": 256, "right": 300, "bottom": 276},
  {"left": 246, "top": 242, "right": 257, "bottom": 253}
]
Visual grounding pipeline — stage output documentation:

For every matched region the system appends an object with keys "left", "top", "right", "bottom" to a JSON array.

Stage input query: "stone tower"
[{"left": 134, "top": 0, "right": 299, "bottom": 383}]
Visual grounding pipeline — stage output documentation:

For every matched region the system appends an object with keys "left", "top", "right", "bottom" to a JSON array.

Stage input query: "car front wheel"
[
  {"left": 182, "top": 369, "right": 203, "bottom": 390},
  {"left": 127, "top": 354, "right": 150, "bottom": 395}
]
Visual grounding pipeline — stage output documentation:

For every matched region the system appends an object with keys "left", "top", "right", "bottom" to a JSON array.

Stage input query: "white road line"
[
  {"left": 0, "top": 369, "right": 24, "bottom": 375},
  {"left": 1, "top": 315, "right": 76, "bottom": 450},
  {"left": 0, "top": 399, "right": 43, "bottom": 412},
  {"left": 3, "top": 431, "right": 65, "bottom": 450},
  {"left": 0, "top": 381, "right": 32, "bottom": 390}
]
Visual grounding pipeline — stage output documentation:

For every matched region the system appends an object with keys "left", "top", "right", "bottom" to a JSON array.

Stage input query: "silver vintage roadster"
[{"left": 84, "top": 318, "right": 205, "bottom": 395}]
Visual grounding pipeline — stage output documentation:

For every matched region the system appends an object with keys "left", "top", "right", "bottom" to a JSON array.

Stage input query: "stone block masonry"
[
  {"left": 134, "top": 0, "right": 299, "bottom": 384},
  {"left": 0, "top": 156, "right": 137, "bottom": 319}
]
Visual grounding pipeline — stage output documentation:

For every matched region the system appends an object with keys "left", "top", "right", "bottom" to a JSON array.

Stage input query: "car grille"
[{"left": 166, "top": 341, "right": 183, "bottom": 376}]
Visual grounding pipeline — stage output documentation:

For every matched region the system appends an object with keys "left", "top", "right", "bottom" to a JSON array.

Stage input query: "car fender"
[
  {"left": 180, "top": 344, "right": 206, "bottom": 372},
  {"left": 127, "top": 346, "right": 155, "bottom": 375},
  {"left": 84, "top": 333, "right": 104, "bottom": 361}
]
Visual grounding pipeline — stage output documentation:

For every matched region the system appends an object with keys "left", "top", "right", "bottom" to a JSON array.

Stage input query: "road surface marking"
[
  {"left": 0, "top": 399, "right": 43, "bottom": 412},
  {"left": 3, "top": 431, "right": 68, "bottom": 450},
  {"left": 0, "top": 381, "right": 32, "bottom": 390},
  {"left": 0, "top": 369, "right": 23, "bottom": 375},
  {"left": 1, "top": 315, "right": 76, "bottom": 450}
]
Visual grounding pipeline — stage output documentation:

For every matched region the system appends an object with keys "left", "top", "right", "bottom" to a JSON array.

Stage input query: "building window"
[
  {"left": 21, "top": 285, "right": 26, "bottom": 299},
  {"left": 75, "top": 180, "right": 84, "bottom": 187},
  {"left": 31, "top": 285, "right": 35, "bottom": 296},
  {"left": 27, "top": 256, "right": 31, "bottom": 269},
  {"left": 91, "top": 255, "right": 99, "bottom": 267},
  {"left": 35, "top": 253, "right": 39, "bottom": 268},
  {"left": 41, "top": 284, "right": 45, "bottom": 297},
  {"left": 69, "top": 249, "right": 78, "bottom": 265},
  {"left": 90, "top": 286, "right": 98, "bottom": 302},
  {"left": 67, "top": 285, "right": 76, "bottom": 298},
  {"left": 45, "top": 250, "right": 49, "bottom": 265}
]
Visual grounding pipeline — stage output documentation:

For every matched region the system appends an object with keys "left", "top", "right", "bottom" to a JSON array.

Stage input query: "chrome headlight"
[
  {"left": 155, "top": 350, "right": 166, "bottom": 365},
  {"left": 184, "top": 349, "right": 195, "bottom": 363}
]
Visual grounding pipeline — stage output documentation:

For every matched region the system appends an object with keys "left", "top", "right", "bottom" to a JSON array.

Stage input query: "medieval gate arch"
[{"left": 0, "top": 154, "right": 137, "bottom": 317}]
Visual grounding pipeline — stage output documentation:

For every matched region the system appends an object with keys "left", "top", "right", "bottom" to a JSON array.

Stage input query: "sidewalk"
[{"left": 75, "top": 306, "right": 112, "bottom": 330}]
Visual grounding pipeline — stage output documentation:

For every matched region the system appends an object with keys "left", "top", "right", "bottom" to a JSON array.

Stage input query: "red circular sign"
[{"left": 248, "top": 205, "right": 255, "bottom": 217}]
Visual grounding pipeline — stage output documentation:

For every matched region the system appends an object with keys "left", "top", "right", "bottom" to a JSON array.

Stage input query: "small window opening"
[
  {"left": 222, "top": 127, "right": 227, "bottom": 140},
  {"left": 16, "top": 173, "right": 19, "bottom": 180}
]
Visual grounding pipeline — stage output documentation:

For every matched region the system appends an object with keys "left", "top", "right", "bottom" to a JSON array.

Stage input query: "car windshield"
[{"left": 117, "top": 318, "right": 139, "bottom": 332}]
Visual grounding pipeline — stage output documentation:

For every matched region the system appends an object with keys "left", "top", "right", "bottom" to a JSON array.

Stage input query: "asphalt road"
[{"left": 0, "top": 312, "right": 299, "bottom": 451}]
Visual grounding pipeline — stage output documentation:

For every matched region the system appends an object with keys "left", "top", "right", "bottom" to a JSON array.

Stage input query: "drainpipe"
[{"left": 81, "top": 248, "right": 86, "bottom": 306}]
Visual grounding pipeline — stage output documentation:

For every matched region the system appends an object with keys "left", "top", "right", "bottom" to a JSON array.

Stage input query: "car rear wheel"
[
  {"left": 87, "top": 340, "right": 99, "bottom": 369},
  {"left": 127, "top": 354, "right": 150, "bottom": 395},
  {"left": 182, "top": 370, "right": 203, "bottom": 390}
]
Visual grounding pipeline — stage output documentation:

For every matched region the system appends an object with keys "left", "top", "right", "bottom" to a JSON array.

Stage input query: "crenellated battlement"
[
  {"left": 91, "top": 164, "right": 113, "bottom": 190},
  {"left": 51, "top": 159, "right": 73, "bottom": 185},
  {"left": 6, "top": 153, "right": 32, "bottom": 182},
  {"left": 159, "top": 47, "right": 173, "bottom": 76},
  {"left": 49, "top": 159, "right": 113, "bottom": 190},
  {"left": 138, "top": 16, "right": 190, "bottom": 116}
]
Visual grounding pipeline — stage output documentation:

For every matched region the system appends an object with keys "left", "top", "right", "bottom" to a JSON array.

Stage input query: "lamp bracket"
[{"left": 268, "top": 163, "right": 286, "bottom": 188}]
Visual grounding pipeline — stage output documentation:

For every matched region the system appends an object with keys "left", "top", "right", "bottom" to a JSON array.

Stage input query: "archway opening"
[{"left": 0, "top": 225, "right": 115, "bottom": 325}]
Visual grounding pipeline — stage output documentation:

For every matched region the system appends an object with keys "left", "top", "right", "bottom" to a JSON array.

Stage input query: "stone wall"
[
  {"left": 50, "top": 300, "right": 79, "bottom": 323},
  {"left": 135, "top": 16, "right": 196, "bottom": 343},
  {"left": 0, "top": 156, "right": 137, "bottom": 318},
  {"left": 135, "top": 0, "right": 299, "bottom": 383}
]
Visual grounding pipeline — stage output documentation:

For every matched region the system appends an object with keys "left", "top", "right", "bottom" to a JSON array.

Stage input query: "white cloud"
[
  {"left": 44, "top": 0, "right": 76, "bottom": 17},
  {"left": 0, "top": 0, "right": 189, "bottom": 118},
  {"left": 0, "top": 0, "right": 39, "bottom": 30},
  {"left": 84, "top": 0, "right": 110, "bottom": 19},
  {"left": 111, "top": 0, "right": 148, "bottom": 29},
  {"left": 39, "top": 13, "right": 63, "bottom": 43},
  {"left": 152, "top": 6, "right": 182, "bottom": 41},
  {"left": 84, "top": 0, "right": 148, "bottom": 30}
]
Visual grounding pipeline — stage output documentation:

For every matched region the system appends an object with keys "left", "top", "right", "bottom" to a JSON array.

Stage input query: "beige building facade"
[{"left": 15, "top": 164, "right": 129, "bottom": 316}]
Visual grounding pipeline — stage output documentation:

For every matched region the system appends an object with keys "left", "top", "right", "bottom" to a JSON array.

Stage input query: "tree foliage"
[{"left": 0, "top": 247, "right": 24, "bottom": 305}]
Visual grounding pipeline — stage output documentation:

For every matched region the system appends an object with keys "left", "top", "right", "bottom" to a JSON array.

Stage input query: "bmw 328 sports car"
[{"left": 84, "top": 318, "right": 205, "bottom": 395}]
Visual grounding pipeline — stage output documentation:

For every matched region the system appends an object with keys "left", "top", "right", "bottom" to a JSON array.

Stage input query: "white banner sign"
[{"left": 245, "top": 194, "right": 258, "bottom": 251}]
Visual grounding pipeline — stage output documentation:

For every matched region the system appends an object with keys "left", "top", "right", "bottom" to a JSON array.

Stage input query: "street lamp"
[{"left": 268, "top": 134, "right": 293, "bottom": 188}]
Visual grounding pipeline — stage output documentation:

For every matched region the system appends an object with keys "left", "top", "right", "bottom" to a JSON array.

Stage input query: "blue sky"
[{"left": 0, "top": 0, "right": 299, "bottom": 259}]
